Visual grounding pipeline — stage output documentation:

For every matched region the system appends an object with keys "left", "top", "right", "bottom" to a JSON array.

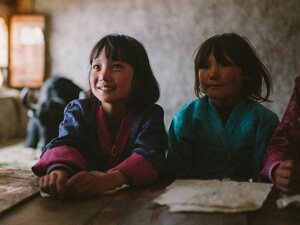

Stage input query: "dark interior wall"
[{"left": 6, "top": 0, "right": 300, "bottom": 126}]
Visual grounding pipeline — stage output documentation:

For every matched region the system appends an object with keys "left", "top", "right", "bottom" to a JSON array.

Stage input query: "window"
[
  {"left": 0, "top": 17, "right": 8, "bottom": 86},
  {"left": 8, "top": 15, "right": 45, "bottom": 88}
]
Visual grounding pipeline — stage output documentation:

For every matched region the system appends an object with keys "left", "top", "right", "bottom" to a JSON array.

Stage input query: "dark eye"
[
  {"left": 199, "top": 63, "right": 210, "bottom": 69},
  {"left": 92, "top": 64, "right": 100, "bottom": 71},
  {"left": 219, "top": 61, "right": 232, "bottom": 68},
  {"left": 112, "top": 63, "right": 124, "bottom": 71}
]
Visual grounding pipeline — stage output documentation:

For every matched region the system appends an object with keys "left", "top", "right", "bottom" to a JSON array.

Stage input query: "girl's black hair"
[
  {"left": 88, "top": 34, "right": 160, "bottom": 110},
  {"left": 194, "top": 33, "right": 272, "bottom": 102}
]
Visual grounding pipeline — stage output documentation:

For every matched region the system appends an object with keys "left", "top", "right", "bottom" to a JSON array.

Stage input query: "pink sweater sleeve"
[
  {"left": 32, "top": 145, "right": 88, "bottom": 176},
  {"left": 108, "top": 153, "right": 158, "bottom": 185}
]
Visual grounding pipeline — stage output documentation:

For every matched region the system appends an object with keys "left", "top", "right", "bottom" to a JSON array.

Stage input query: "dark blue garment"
[{"left": 42, "top": 99, "right": 167, "bottom": 174}]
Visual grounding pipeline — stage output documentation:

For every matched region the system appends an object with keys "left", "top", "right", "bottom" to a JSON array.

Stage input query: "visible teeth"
[{"left": 100, "top": 86, "right": 114, "bottom": 90}]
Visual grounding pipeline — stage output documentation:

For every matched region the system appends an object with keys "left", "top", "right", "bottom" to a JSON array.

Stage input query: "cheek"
[
  {"left": 228, "top": 77, "right": 241, "bottom": 85},
  {"left": 197, "top": 71, "right": 202, "bottom": 83},
  {"left": 89, "top": 72, "right": 96, "bottom": 84},
  {"left": 198, "top": 71, "right": 207, "bottom": 88},
  {"left": 117, "top": 78, "right": 133, "bottom": 97},
  {"left": 226, "top": 69, "right": 244, "bottom": 86},
  {"left": 228, "top": 76, "right": 244, "bottom": 89},
  {"left": 125, "top": 80, "right": 134, "bottom": 94},
  {"left": 89, "top": 74, "right": 99, "bottom": 95}
]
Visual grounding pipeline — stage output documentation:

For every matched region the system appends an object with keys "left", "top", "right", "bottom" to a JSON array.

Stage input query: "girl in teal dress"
[{"left": 167, "top": 33, "right": 279, "bottom": 181}]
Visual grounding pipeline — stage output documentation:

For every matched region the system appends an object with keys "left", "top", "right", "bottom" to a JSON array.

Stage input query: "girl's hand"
[
  {"left": 66, "top": 170, "right": 128, "bottom": 198},
  {"left": 273, "top": 160, "right": 300, "bottom": 195},
  {"left": 39, "top": 169, "right": 69, "bottom": 199}
]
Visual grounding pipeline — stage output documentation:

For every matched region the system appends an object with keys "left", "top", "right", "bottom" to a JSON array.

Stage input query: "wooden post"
[{"left": 17, "top": 0, "right": 33, "bottom": 13}]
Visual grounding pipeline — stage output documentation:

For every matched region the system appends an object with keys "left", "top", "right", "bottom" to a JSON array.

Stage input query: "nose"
[
  {"left": 208, "top": 64, "right": 220, "bottom": 79},
  {"left": 98, "top": 65, "right": 111, "bottom": 81}
]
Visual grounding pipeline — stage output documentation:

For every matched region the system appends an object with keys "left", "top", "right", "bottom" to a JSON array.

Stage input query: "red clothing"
[
  {"left": 260, "top": 75, "right": 300, "bottom": 181},
  {"left": 32, "top": 99, "right": 167, "bottom": 185}
]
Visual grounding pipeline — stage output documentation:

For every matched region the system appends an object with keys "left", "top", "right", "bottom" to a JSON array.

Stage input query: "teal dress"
[{"left": 167, "top": 96, "right": 279, "bottom": 181}]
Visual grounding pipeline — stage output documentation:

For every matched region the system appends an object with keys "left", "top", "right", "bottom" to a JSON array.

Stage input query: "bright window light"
[{"left": 0, "top": 17, "right": 8, "bottom": 68}]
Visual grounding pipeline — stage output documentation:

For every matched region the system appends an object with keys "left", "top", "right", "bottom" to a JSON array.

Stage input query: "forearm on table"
[{"left": 108, "top": 153, "right": 158, "bottom": 185}]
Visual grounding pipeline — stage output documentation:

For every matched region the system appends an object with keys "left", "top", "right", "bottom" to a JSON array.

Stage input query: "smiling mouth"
[
  {"left": 208, "top": 84, "right": 223, "bottom": 88},
  {"left": 97, "top": 85, "right": 116, "bottom": 91}
]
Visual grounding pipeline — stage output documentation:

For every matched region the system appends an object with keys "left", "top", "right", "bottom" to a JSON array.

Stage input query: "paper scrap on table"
[
  {"left": 154, "top": 179, "right": 273, "bottom": 213},
  {"left": 40, "top": 184, "right": 129, "bottom": 198},
  {"left": 276, "top": 194, "right": 300, "bottom": 209},
  {"left": 105, "top": 184, "right": 129, "bottom": 194}
]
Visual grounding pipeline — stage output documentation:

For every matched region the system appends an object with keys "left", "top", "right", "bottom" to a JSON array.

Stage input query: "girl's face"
[
  {"left": 90, "top": 48, "right": 134, "bottom": 110},
  {"left": 198, "top": 54, "right": 244, "bottom": 108}
]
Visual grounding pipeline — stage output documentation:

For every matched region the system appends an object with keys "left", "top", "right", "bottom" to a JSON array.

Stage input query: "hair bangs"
[
  {"left": 196, "top": 38, "right": 233, "bottom": 69},
  {"left": 212, "top": 45, "right": 234, "bottom": 66},
  {"left": 105, "top": 35, "right": 138, "bottom": 66},
  {"left": 89, "top": 35, "right": 136, "bottom": 66}
]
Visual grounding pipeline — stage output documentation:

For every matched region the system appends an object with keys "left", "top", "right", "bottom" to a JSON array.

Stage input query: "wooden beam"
[{"left": 17, "top": 0, "right": 33, "bottom": 13}]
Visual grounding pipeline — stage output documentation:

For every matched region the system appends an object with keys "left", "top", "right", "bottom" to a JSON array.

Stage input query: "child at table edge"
[
  {"left": 166, "top": 33, "right": 279, "bottom": 181},
  {"left": 260, "top": 75, "right": 300, "bottom": 194},
  {"left": 31, "top": 34, "right": 167, "bottom": 198}
]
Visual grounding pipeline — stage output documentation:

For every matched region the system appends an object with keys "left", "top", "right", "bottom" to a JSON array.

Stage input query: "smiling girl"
[
  {"left": 166, "top": 33, "right": 279, "bottom": 181},
  {"left": 32, "top": 34, "right": 167, "bottom": 199}
]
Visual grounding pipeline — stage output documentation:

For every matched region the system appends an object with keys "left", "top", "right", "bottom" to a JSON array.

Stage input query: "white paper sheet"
[
  {"left": 276, "top": 194, "right": 300, "bottom": 209},
  {"left": 154, "top": 179, "right": 273, "bottom": 213}
]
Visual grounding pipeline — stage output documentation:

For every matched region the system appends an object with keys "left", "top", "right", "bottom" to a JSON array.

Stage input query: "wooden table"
[{"left": 0, "top": 168, "right": 299, "bottom": 225}]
